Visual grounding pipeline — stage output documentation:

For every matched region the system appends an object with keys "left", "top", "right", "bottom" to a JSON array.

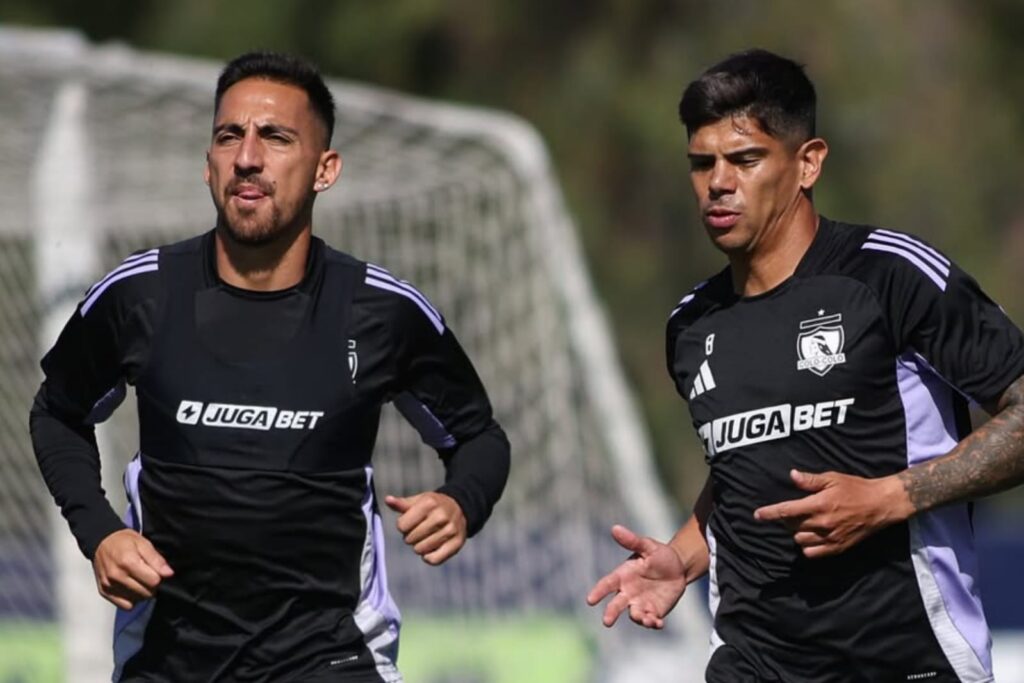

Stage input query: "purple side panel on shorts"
[
  {"left": 122, "top": 454, "right": 143, "bottom": 530},
  {"left": 361, "top": 467, "right": 401, "bottom": 626},
  {"left": 113, "top": 454, "right": 154, "bottom": 681},
  {"left": 897, "top": 352, "right": 991, "bottom": 675}
]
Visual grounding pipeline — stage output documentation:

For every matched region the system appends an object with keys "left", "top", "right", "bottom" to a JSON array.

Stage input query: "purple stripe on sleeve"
[
  {"left": 862, "top": 243, "right": 947, "bottom": 291},
  {"left": 393, "top": 392, "right": 458, "bottom": 449},
  {"left": 84, "top": 252, "right": 158, "bottom": 299},
  {"left": 865, "top": 233, "right": 950, "bottom": 276},
  {"left": 364, "top": 276, "right": 445, "bottom": 334},
  {"left": 874, "top": 229, "right": 950, "bottom": 266},
  {"left": 81, "top": 263, "right": 159, "bottom": 315},
  {"left": 366, "top": 264, "right": 442, "bottom": 320},
  {"left": 85, "top": 380, "right": 127, "bottom": 426}
]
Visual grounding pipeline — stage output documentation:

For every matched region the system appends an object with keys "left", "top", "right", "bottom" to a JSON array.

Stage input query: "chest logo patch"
[
  {"left": 797, "top": 311, "right": 846, "bottom": 377},
  {"left": 697, "top": 398, "right": 855, "bottom": 457},
  {"left": 175, "top": 400, "right": 324, "bottom": 431}
]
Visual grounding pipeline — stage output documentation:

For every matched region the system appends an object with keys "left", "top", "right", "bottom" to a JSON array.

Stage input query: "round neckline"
[
  {"left": 215, "top": 279, "right": 302, "bottom": 300},
  {"left": 737, "top": 275, "right": 795, "bottom": 302}
]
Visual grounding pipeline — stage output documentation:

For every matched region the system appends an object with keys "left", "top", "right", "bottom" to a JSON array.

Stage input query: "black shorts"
[{"left": 705, "top": 639, "right": 962, "bottom": 683}]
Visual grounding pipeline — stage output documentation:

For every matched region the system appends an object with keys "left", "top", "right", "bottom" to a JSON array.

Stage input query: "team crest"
[
  {"left": 348, "top": 339, "right": 359, "bottom": 382},
  {"left": 796, "top": 311, "right": 846, "bottom": 377}
]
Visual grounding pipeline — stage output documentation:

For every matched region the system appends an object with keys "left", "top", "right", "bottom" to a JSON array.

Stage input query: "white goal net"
[{"left": 0, "top": 28, "right": 709, "bottom": 683}]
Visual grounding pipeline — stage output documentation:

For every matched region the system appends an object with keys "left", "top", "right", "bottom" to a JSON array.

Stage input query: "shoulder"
[
  {"left": 320, "top": 240, "right": 366, "bottom": 273},
  {"left": 352, "top": 260, "right": 446, "bottom": 336},
  {"left": 667, "top": 266, "right": 732, "bottom": 339},
  {"left": 77, "top": 232, "right": 213, "bottom": 321},
  {"left": 78, "top": 245, "right": 166, "bottom": 318},
  {"left": 831, "top": 221, "right": 952, "bottom": 294},
  {"left": 156, "top": 232, "right": 205, "bottom": 261}
]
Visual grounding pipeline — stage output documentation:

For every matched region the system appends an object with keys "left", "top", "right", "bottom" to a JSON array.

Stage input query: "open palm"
[{"left": 586, "top": 524, "right": 688, "bottom": 629}]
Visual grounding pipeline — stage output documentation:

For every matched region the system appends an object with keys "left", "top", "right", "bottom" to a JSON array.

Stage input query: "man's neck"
[
  {"left": 215, "top": 225, "right": 311, "bottom": 291},
  {"left": 730, "top": 201, "right": 819, "bottom": 297}
]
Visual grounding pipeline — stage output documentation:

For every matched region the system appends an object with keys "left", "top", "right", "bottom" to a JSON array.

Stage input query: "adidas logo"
[
  {"left": 689, "top": 359, "right": 716, "bottom": 399},
  {"left": 690, "top": 334, "right": 718, "bottom": 399}
]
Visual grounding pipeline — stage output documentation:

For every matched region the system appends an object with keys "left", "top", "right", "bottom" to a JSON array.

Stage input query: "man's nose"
[
  {"left": 233, "top": 134, "right": 263, "bottom": 175},
  {"left": 708, "top": 161, "right": 736, "bottom": 198}
]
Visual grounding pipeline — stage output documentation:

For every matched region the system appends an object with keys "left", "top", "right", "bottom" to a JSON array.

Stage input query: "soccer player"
[
  {"left": 587, "top": 49, "right": 1024, "bottom": 682},
  {"left": 30, "top": 51, "right": 510, "bottom": 682}
]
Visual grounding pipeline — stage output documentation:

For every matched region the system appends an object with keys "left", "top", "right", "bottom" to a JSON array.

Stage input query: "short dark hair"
[
  {"left": 215, "top": 51, "right": 336, "bottom": 145},
  {"left": 679, "top": 49, "right": 815, "bottom": 144}
]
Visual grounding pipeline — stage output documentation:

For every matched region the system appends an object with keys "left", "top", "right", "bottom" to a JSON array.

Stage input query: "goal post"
[{"left": 0, "top": 28, "right": 710, "bottom": 682}]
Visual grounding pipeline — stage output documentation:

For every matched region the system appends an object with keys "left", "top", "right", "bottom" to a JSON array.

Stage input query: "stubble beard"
[{"left": 217, "top": 202, "right": 288, "bottom": 247}]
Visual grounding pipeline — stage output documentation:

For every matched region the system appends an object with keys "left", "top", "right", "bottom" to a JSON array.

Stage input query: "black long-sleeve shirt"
[{"left": 31, "top": 230, "right": 510, "bottom": 683}]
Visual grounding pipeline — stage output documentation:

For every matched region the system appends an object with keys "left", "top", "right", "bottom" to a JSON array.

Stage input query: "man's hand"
[
  {"left": 384, "top": 492, "right": 467, "bottom": 565},
  {"left": 92, "top": 529, "right": 174, "bottom": 610},
  {"left": 585, "top": 525, "right": 688, "bottom": 630},
  {"left": 753, "top": 469, "right": 914, "bottom": 558}
]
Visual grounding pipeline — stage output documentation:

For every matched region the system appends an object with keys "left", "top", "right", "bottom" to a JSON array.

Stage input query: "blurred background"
[{"left": 1, "top": 0, "right": 1023, "bottom": 681}]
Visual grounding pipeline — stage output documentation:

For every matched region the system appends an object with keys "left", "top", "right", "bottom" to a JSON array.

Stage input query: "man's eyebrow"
[
  {"left": 211, "top": 123, "right": 301, "bottom": 137},
  {"left": 724, "top": 146, "right": 768, "bottom": 158},
  {"left": 687, "top": 146, "right": 770, "bottom": 160},
  {"left": 257, "top": 123, "right": 299, "bottom": 137},
  {"left": 212, "top": 122, "right": 244, "bottom": 136}
]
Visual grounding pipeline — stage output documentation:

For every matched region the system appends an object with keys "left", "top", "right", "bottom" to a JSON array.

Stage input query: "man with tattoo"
[{"left": 587, "top": 49, "right": 1023, "bottom": 682}]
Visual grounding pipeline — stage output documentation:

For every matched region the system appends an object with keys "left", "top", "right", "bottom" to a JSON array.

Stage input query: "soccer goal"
[{"left": 0, "top": 28, "right": 709, "bottom": 683}]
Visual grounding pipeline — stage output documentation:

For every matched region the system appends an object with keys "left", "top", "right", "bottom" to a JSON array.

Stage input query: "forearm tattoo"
[{"left": 898, "top": 375, "right": 1024, "bottom": 513}]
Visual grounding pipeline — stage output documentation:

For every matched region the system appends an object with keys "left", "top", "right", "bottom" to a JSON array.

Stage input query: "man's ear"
[
  {"left": 313, "top": 149, "right": 342, "bottom": 192},
  {"left": 797, "top": 137, "right": 828, "bottom": 191}
]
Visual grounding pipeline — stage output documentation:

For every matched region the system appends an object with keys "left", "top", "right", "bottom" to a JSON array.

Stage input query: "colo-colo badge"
[{"left": 796, "top": 311, "right": 846, "bottom": 377}]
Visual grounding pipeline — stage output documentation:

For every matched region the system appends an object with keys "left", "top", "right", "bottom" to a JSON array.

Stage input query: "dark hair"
[
  {"left": 679, "top": 49, "right": 815, "bottom": 144},
  {"left": 215, "top": 51, "right": 336, "bottom": 145}
]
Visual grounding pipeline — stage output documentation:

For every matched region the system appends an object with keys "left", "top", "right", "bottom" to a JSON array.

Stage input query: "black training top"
[
  {"left": 667, "top": 218, "right": 1024, "bottom": 683},
  {"left": 31, "top": 230, "right": 510, "bottom": 683}
]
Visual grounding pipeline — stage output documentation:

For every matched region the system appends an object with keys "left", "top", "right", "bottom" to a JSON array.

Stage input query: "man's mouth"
[
  {"left": 228, "top": 180, "right": 272, "bottom": 203},
  {"left": 704, "top": 208, "right": 740, "bottom": 230}
]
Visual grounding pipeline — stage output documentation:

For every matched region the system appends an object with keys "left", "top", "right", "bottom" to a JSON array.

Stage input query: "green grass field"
[
  {"left": 0, "top": 614, "right": 593, "bottom": 683},
  {"left": 0, "top": 623, "right": 61, "bottom": 683}
]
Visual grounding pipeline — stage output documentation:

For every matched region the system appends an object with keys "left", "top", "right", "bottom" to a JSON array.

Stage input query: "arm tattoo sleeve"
[{"left": 898, "top": 375, "right": 1024, "bottom": 513}]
